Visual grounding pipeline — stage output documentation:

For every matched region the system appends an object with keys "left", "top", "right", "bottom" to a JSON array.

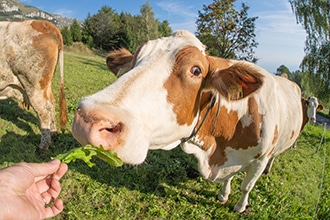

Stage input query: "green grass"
[{"left": 0, "top": 50, "right": 329, "bottom": 219}]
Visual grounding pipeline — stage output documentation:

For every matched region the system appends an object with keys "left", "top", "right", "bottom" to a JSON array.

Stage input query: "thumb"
[{"left": 25, "top": 160, "right": 62, "bottom": 180}]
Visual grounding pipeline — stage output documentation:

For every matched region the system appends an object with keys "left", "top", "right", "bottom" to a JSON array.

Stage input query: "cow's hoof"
[
  {"left": 51, "top": 131, "right": 58, "bottom": 140},
  {"left": 35, "top": 147, "right": 49, "bottom": 158},
  {"left": 234, "top": 204, "right": 250, "bottom": 214},
  {"left": 217, "top": 195, "right": 228, "bottom": 205}
]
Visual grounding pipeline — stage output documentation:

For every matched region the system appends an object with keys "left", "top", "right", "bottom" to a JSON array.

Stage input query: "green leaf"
[
  {"left": 84, "top": 144, "right": 123, "bottom": 167},
  {"left": 52, "top": 144, "right": 123, "bottom": 168}
]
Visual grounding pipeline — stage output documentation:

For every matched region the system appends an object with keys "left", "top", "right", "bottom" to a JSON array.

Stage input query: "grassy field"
[{"left": 0, "top": 48, "right": 329, "bottom": 219}]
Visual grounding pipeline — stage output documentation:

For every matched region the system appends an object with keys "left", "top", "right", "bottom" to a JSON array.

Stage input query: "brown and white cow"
[
  {"left": 72, "top": 30, "right": 304, "bottom": 213},
  {"left": 0, "top": 20, "right": 67, "bottom": 150},
  {"left": 302, "top": 96, "right": 323, "bottom": 124}
]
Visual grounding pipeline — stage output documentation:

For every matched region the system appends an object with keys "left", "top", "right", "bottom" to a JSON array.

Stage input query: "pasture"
[{"left": 0, "top": 45, "right": 329, "bottom": 219}]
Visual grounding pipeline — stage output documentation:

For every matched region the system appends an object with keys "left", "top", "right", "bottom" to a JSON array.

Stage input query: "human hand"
[{"left": 0, "top": 159, "right": 68, "bottom": 220}]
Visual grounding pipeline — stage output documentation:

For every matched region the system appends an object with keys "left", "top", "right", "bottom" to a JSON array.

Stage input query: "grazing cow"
[
  {"left": 0, "top": 20, "right": 67, "bottom": 150},
  {"left": 72, "top": 30, "right": 304, "bottom": 213}
]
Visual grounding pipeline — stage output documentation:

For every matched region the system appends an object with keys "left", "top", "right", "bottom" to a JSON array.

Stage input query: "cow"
[
  {"left": 0, "top": 20, "right": 67, "bottom": 150},
  {"left": 301, "top": 96, "right": 323, "bottom": 124},
  {"left": 72, "top": 30, "right": 305, "bottom": 213}
]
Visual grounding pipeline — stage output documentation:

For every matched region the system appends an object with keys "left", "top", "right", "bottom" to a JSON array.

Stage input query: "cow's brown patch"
[
  {"left": 31, "top": 20, "right": 63, "bottom": 50},
  {"left": 290, "top": 130, "right": 295, "bottom": 139},
  {"left": 8, "top": 46, "right": 16, "bottom": 65},
  {"left": 272, "top": 125, "right": 279, "bottom": 145},
  {"left": 164, "top": 46, "right": 209, "bottom": 126},
  {"left": 301, "top": 98, "right": 309, "bottom": 131},
  {"left": 209, "top": 96, "right": 263, "bottom": 166},
  {"left": 31, "top": 21, "right": 63, "bottom": 93}
]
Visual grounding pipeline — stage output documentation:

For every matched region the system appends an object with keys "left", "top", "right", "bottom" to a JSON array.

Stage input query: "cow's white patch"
[{"left": 181, "top": 141, "right": 213, "bottom": 179}]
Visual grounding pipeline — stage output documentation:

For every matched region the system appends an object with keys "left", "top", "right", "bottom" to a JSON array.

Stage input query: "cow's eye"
[{"left": 191, "top": 66, "right": 201, "bottom": 76}]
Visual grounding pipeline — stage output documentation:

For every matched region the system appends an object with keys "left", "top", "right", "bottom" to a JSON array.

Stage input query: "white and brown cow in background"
[
  {"left": 302, "top": 96, "right": 323, "bottom": 124},
  {"left": 0, "top": 20, "right": 67, "bottom": 150},
  {"left": 72, "top": 30, "right": 305, "bottom": 213}
]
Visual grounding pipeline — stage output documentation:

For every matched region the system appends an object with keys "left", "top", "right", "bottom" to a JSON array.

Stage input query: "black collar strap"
[{"left": 180, "top": 94, "right": 217, "bottom": 144}]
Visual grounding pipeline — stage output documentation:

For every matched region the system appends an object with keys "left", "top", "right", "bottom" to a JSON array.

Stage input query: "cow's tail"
[{"left": 58, "top": 48, "right": 68, "bottom": 132}]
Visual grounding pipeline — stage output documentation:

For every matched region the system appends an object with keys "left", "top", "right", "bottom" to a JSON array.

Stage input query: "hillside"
[{"left": 0, "top": 0, "right": 76, "bottom": 27}]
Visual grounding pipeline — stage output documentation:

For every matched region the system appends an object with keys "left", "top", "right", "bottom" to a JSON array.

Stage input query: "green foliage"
[
  {"left": 290, "top": 0, "right": 330, "bottom": 104},
  {"left": 81, "top": 3, "right": 172, "bottom": 52},
  {"left": 61, "top": 26, "right": 73, "bottom": 46},
  {"left": 54, "top": 144, "right": 123, "bottom": 168},
  {"left": 70, "top": 19, "right": 82, "bottom": 42},
  {"left": 85, "top": 6, "right": 121, "bottom": 50},
  {"left": 139, "top": 1, "right": 159, "bottom": 41},
  {"left": 196, "top": 0, "right": 258, "bottom": 62},
  {"left": 276, "top": 64, "right": 291, "bottom": 76},
  {"left": 0, "top": 51, "right": 329, "bottom": 219}
]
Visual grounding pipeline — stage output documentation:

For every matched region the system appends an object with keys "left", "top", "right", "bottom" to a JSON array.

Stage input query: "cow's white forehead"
[
  {"left": 135, "top": 30, "right": 206, "bottom": 65},
  {"left": 308, "top": 96, "right": 318, "bottom": 106}
]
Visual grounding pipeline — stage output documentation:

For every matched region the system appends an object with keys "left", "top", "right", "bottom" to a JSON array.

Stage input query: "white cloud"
[
  {"left": 157, "top": 1, "right": 197, "bottom": 33},
  {"left": 157, "top": 1, "right": 196, "bottom": 18}
]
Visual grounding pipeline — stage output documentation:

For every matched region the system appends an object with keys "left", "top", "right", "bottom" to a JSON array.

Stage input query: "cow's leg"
[
  {"left": 263, "top": 157, "right": 275, "bottom": 175},
  {"left": 234, "top": 159, "right": 268, "bottom": 213},
  {"left": 218, "top": 176, "right": 233, "bottom": 204},
  {"left": 28, "top": 88, "right": 56, "bottom": 150}
]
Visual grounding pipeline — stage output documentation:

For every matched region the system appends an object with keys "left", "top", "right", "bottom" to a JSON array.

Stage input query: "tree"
[
  {"left": 290, "top": 0, "right": 330, "bottom": 104},
  {"left": 70, "top": 19, "right": 82, "bottom": 42},
  {"left": 81, "top": 4, "right": 172, "bottom": 52},
  {"left": 61, "top": 26, "right": 73, "bottom": 46},
  {"left": 118, "top": 3, "right": 172, "bottom": 52},
  {"left": 81, "top": 13, "right": 95, "bottom": 48},
  {"left": 87, "top": 6, "right": 121, "bottom": 50},
  {"left": 276, "top": 65, "right": 292, "bottom": 77},
  {"left": 139, "top": 1, "right": 159, "bottom": 41},
  {"left": 158, "top": 20, "right": 172, "bottom": 36},
  {"left": 196, "top": 0, "right": 258, "bottom": 62}
]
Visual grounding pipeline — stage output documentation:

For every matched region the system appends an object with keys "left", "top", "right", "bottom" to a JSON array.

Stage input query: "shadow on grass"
[
  {"left": 0, "top": 99, "right": 38, "bottom": 134},
  {"left": 0, "top": 99, "right": 222, "bottom": 205}
]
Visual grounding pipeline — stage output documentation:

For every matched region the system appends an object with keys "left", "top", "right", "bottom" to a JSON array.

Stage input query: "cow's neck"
[{"left": 196, "top": 95, "right": 263, "bottom": 166}]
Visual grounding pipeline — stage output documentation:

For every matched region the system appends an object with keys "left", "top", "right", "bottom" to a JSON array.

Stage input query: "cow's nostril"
[{"left": 103, "top": 123, "right": 122, "bottom": 134}]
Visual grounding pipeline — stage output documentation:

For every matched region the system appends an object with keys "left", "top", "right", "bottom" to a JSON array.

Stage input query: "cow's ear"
[
  {"left": 106, "top": 48, "right": 133, "bottom": 77},
  {"left": 302, "top": 98, "right": 309, "bottom": 107},
  {"left": 209, "top": 62, "right": 264, "bottom": 100},
  {"left": 317, "top": 104, "right": 324, "bottom": 110}
]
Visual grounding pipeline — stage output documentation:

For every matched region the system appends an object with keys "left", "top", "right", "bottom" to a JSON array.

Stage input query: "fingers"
[
  {"left": 53, "top": 162, "right": 68, "bottom": 181},
  {"left": 26, "top": 160, "right": 63, "bottom": 182},
  {"left": 43, "top": 199, "right": 64, "bottom": 219},
  {"left": 41, "top": 178, "right": 62, "bottom": 204},
  {"left": 38, "top": 162, "right": 68, "bottom": 202},
  {"left": 36, "top": 162, "right": 68, "bottom": 193}
]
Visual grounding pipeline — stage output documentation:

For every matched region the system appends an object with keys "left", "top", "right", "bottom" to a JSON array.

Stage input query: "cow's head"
[
  {"left": 304, "top": 96, "right": 323, "bottom": 123},
  {"left": 72, "top": 30, "right": 263, "bottom": 164}
]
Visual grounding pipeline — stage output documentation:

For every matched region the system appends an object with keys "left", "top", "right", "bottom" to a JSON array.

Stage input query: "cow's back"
[
  {"left": 259, "top": 73, "right": 302, "bottom": 156},
  {"left": 0, "top": 20, "right": 63, "bottom": 82},
  {"left": 190, "top": 62, "right": 303, "bottom": 178}
]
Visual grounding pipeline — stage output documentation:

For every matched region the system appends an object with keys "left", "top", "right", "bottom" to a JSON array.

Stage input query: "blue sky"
[{"left": 19, "top": 0, "right": 306, "bottom": 73}]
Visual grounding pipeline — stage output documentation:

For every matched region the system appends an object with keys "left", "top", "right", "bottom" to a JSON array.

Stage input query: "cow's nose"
[
  {"left": 310, "top": 118, "right": 316, "bottom": 123},
  {"left": 72, "top": 105, "right": 125, "bottom": 150}
]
